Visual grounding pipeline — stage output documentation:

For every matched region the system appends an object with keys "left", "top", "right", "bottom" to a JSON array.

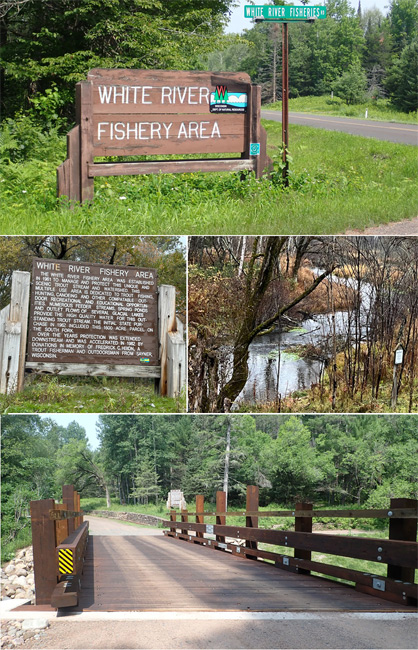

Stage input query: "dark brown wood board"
[{"left": 27, "top": 258, "right": 158, "bottom": 366}]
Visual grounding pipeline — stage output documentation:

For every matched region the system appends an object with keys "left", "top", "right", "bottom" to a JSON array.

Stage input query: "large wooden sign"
[
  {"left": 1, "top": 270, "right": 185, "bottom": 397},
  {"left": 57, "top": 69, "right": 272, "bottom": 203},
  {"left": 27, "top": 258, "right": 158, "bottom": 366}
]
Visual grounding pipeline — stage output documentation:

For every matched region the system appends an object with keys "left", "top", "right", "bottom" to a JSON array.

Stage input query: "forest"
[
  {"left": 1, "top": 412, "right": 417, "bottom": 561},
  {"left": 188, "top": 236, "right": 418, "bottom": 413},
  {"left": 210, "top": 0, "right": 418, "bottom": 113}
]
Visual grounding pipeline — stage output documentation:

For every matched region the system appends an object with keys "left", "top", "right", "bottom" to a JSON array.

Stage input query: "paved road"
[{"left": 261, "top": 110, "right": 418, "bottom": 145}]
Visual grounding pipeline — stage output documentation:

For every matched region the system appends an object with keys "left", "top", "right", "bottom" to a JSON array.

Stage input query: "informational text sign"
[{"left": 27, "top": 258, "right": 158, "bottom": 365}]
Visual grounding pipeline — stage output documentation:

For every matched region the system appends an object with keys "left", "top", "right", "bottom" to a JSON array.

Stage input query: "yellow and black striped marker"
[{"left": 58, "top": 548, "right": 74, "bottom": 576}]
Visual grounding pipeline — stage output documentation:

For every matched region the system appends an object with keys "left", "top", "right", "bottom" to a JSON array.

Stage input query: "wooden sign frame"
[
  {"left": 57, "top": 69, "right": 272, "bottom": 203},
  {"left": 1, "top": 271, "right": 185, "bottom": 397}
]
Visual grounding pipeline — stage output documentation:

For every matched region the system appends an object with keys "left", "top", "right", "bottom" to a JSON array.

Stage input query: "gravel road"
[{"left": 22, "top": 614, "right": 418, "bottom": 649}]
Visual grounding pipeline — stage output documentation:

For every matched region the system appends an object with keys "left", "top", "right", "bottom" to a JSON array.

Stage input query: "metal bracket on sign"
[
  {"left": 206, "top": 524, "right": 214, "bottom": 534},
  {"left": 218, "top": 543, "right": 227, "bottom": 549},
  {"left": 283, "top": 557, "right": 290, "bottom": 566}
]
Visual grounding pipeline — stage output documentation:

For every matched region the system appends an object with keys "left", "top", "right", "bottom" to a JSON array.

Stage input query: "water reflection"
[{"left": 233, "top": 271, "right": 374, "bottom": 407}]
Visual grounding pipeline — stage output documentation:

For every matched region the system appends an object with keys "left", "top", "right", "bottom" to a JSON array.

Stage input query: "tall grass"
[
  {"left": 1, "top": 122, "right": 417, "bottom": 235},
  {"left": 0, "top": 375, "right": 186, "bottom": 413}
]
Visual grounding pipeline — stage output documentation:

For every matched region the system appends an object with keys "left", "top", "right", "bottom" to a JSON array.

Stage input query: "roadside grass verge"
[
  {"left": 1, "top": 122, "right": 417, "bottom": 235},
  {"left": 264, "top": 95, "right": 418, "bottom": 124},
  {"left": 0, "top": 375, "right": 186, "bottom": 413}
]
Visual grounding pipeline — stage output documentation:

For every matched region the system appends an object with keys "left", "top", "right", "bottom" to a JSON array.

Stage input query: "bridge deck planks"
[{"left": 75, "top": 535, "right": 411, "bottom": 612}]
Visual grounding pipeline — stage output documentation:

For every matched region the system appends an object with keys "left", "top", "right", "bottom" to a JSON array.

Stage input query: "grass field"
[
  {"left": 1, "top": 121, "right": 417, "bottom": 235},
  {"left": 0, "top": 375, "right": 186, "bottom": 413},
  {"left": 265, "top": 95, "right": 418, "bottom": 124}
]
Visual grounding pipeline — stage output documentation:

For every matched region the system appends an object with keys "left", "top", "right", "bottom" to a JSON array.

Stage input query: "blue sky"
[
  {"left": 40, "top": 414, "right": 101, "bottom": 450},
  {"left": 226, "top": 0, "right": 391, "bottom": 33}
]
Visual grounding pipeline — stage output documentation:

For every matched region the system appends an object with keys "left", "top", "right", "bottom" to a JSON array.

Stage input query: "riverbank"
[{"left": 236, "top": 348, "right": 417, "bottom": 414}]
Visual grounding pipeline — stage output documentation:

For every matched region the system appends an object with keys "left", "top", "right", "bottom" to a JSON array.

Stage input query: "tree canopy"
[{"left": 0, "top": 0, "right": 236, "bottom": 118}]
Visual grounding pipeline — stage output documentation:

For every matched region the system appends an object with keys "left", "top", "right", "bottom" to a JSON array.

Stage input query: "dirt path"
[{"left": 344, "top": 216, "right": 418, "bottom": 236}]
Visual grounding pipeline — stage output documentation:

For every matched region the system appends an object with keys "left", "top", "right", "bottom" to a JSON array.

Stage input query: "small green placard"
[{"left": 244, "top": 5, "right": 327, "bottom": 21}]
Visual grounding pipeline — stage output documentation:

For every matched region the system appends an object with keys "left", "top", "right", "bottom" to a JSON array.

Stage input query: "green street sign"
[{"left": 244, "top": 5, "right": 327, "bottom": 21}]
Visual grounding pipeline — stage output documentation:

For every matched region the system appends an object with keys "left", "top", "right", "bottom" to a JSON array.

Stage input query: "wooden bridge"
[{"left": 28, "top": 486, "right": 417, "bottom": 613}]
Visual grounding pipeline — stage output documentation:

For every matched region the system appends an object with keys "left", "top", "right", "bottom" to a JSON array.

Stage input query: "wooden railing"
[
  {"left": 163, "top": 486, "right": 418, "bottom": 607},
  {"left": 30, "top": 485, "right": 88, "bottom": 607}
]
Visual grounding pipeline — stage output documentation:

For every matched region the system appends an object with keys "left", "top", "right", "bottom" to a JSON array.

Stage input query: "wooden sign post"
[
  {"left": 391, "top": 344, "right": 404, "bottom": 408},
  {"left": 57, "top": 69, "right": 272, "bottom": 202}
]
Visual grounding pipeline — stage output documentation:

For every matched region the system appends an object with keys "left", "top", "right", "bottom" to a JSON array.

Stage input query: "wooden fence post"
[
  {"left": 166, "top": 330, "right": 185, "bottom": 398},
  {"left": 30, "top": 499, "right": 57, "bottom": 605},
  {"left": 0, "top": 305, "right": 9, "bottom": 381},
  {"left": 77, "top": 81, "right": 94, "bottom": 203},
  {"left": 216, "top": 490, "right": 226, "bottom": 546},
  {"left": 181, "top": 508, "right": 189, "bottom": 536},
  {"left": 250, "top": 84, "right": 263, "bottom": 179},
  {"left": 0, "top": 271, "right": 30, "bottom": 394},
  {"left": 170, "top": 509, "right": 176, "bottom": 534},
  {"left": 196, "top": 494, "right": 204, "bottom": 539},
  {"left": 387, "top": 497, "right": 417, "bottom": 582},
  {"left": 158, "top": 285, "right": 177, "bottom": 396},
  {"left": 62, "top": 485, "right": 76, "bottom": 535},
  {"left": 245, "top": 485, "right": 259, "bottom": 559},
  {"left": 294, "top": 502, "right": 313, "bottom": 574}
]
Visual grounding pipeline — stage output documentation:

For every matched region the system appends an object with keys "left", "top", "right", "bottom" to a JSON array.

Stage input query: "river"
[{"left": 233, "top": 268, "right": 374, "bottom": 407}]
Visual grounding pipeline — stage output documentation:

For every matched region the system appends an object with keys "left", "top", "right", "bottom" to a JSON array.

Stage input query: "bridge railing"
[
  {"left": 30, "top": 484, "right": 88, "bottom": 607},
  {"left": 163, "top": 486, "right": 418, "bottom": 607}
]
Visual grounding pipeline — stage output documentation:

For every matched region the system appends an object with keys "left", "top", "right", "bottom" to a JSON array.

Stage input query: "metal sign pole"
[
  {"left": 282, "top": 22, "right": 289, "bottom": 186},
  {"left": 244, "top": 5, "right": 327, "bottom": 187}
]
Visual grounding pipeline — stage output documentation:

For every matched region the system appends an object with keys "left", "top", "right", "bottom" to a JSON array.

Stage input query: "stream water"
[{"left": 233, "top": 269, "right": 374, "bottom": 407}]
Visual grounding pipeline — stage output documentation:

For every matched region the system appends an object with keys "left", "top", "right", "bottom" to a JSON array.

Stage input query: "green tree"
[
  {"left": 131, "top": 452, "right": 160, "bottom": 505},
  {"left": 387, "top": 0, "right": 418, "bottom": 54},
  {"left": 332, "top": 59, "right": 368, "bottom": 103},
  {"left": 0, "top": 0, "right": 236, "bottom": 120},
  {"left": 262, "top": 417, "right": 321, "bottom": 504},
  {"left": 385, "top": 37, "right": 418, "bottom": 111}
]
